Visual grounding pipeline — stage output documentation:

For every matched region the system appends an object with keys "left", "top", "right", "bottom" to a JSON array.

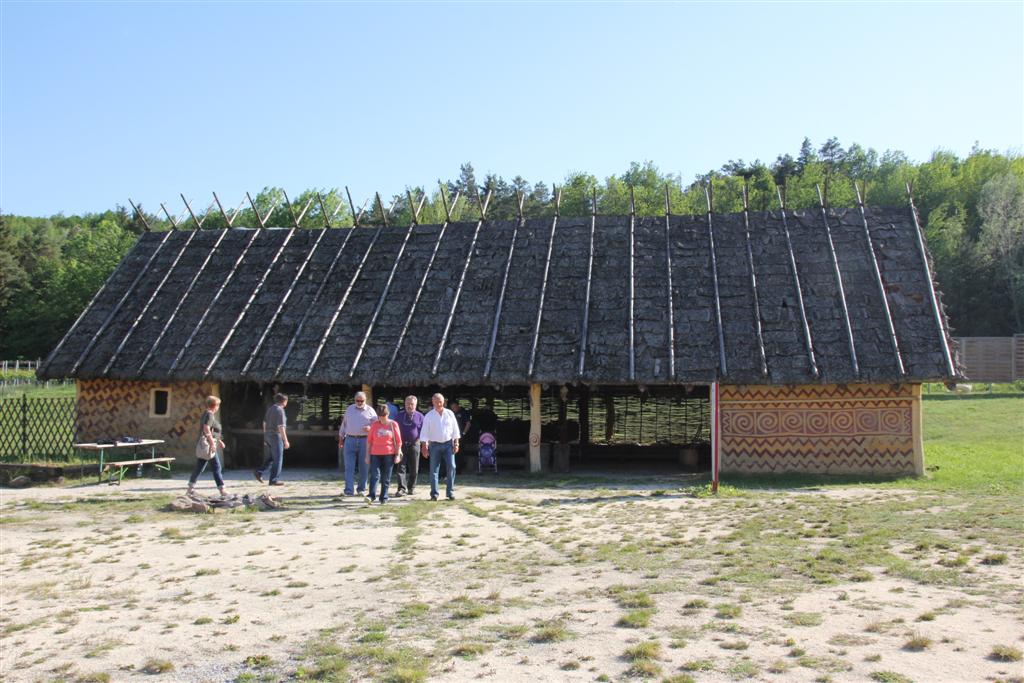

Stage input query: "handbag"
[{"left": 195, "top": 437, "right": 216, "bottom": 461}]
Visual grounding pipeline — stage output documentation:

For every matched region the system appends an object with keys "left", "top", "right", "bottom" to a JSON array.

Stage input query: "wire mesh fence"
[{"left": 0, "top": 395, "right": 77, "bottom": 462}]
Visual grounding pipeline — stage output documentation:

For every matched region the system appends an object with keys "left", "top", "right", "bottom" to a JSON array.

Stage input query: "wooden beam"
[
  {"left": 817, "top": 185, "right": 859, "bottom": 377},
  {"left": 911, "top": 383, "right": 924, "bottom": 476},
  {"left": 168, "top": 230, "right": 263, "bottom": 374},
  {"left": 274, "top": 225, "right": 360, "bottom": 378},
  {"left": 529, "top": 382, "right": 542, "bottom": 473},
  {"left": 704, "top": 186, "right": 728, "bottom": 378},
  {"left": 741, "top": 183, "right": 768, "bottom": 377},
  {"left": 205, "top": 229, "right": 298, "bottom": 377},
  {"left": 483, "top": 201, "right": 523, "bottom": 380},
  {"left": 907, "top": 187, "right": 956, "bottom": 378},
  {"left": 137, "top": 229, "right": 231, "bottom": 374},
  {"left": 102, "top": 229, "right": 201, "bottom": 375},
  {"left": 854, "top": 183, "right": 905, "bottom": 377},
  {"left": 776, "top": 188, "right": 819, "bottom": 379}
]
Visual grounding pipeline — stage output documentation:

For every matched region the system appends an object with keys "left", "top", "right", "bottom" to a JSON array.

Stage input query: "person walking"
[
  {"left": 255, "top": 393, "right": 289, "bottom": 486},
  {"left": 339, "top": 391, "right": 376, "bottom": 496},
  {"left": 420, "top": 393, "right": 461, "bottom": 501},
  {"left": 365, "top": 403, "right": 402, "bottom": 504},
  {"left": 393, "top": 395, "right": 424, "bottom": 496},
  {"left": 188, "top": 395, "right": 228, "bottom": 496}
]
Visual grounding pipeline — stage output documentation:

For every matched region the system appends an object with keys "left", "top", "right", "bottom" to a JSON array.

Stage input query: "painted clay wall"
[
  {"left": 77, "top": 379, "right": 219, "bottom": 464},
  {"left": 719, "top": 384, "right": 922, "bottom": 475}
]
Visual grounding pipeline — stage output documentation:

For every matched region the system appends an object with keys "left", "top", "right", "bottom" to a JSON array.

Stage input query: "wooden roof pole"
[
  {"left": 627, "top": 187, "right": 636, "bottom": 382},
  {"left": 576, "top": 188, "right": 597, "bottom": 379},
  {"left": 240, "top": 228, "right": 332, "bottom": 377},
  {"left": 907, "top": 184, "right": 956, "bottom": 378},
  {"left": 741, "top": 182, "right": 769, "bottom": 378},
  {"left": 303, "top": 226, "right": 384, "bottom": 381},
  {"left": 483, "top": 190, "right": 525, "bottom": 380},
  {"left": 854, "top": 182, "right": 906, "bottom": 377},
  {"left": 246, "top": 192, "right": 280, "bottom": 229},
  {"left": 68, "top": 230, "right": 177, "bottom": 376},
  {"left": 101, "top": 229, "right": 201, "bottom": 375},
  {"left": 384, "top": 186, "right": 461, "bottom": 376},
  {"left": 527, "top": 187, "right": 562, "bottom": 379},
  {"left": 775, "top": 187, "right": 819, "bottom": 379},
  {"left": 704, "top": 185, "right": 728, "bottom": 378},
  {"left": 347, "top": 192, "right": 427, "bottom": 380},
  {"left": 663, "top": 185, "right": 678, "bottom": 380},
  {"left": 430, "top": 189, "right": 492, "bottom": 378},
  {"left": 128, "top": 198, "right": 150, "bottom": 231},
  {"left": 181, "top": 194, "right": 212, "bottom": 229},
  {"left": 816, "top": 185, "right": 859, "bottom": 377},
  {"left": 213, "top": 192, "right": 245, "bottom": 227},
  {"left": 273, "top": 222, "right": 361, "bottom": 378},
  {"left": 160, "top": 202, "right": 186, "bottom": 229},
  {"left": 204, "top": 229, "right": 298, "bottom": 377},
  {"left": 137, "top": 229, "right": 231, "bottom": 375},
  {"left": 167, "top": 229, "right": 263, "bottom": 374},
  {"left": 283, "top": 190, "right": 315, "bottom": 228}
]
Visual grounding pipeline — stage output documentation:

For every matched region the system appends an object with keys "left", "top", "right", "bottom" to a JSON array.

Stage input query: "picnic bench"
[{"left": 73, "top": 440, "right": 173, "bottom": 484}]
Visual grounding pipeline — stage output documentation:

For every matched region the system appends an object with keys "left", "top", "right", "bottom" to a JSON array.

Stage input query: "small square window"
[{"left": 150, "top": 388, "right": 170, "bottom": 418}]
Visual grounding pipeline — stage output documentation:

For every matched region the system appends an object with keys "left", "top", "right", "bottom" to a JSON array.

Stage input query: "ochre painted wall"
[
  {"left": 77, "top": 379, "right": 219, "bottom": 463},
  {"left": 719, "top": 384, "right": 921, "bottom": 475}
]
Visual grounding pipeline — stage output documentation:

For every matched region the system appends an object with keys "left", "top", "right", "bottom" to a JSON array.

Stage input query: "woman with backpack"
[{"left": 365, "top": 402, "right": 402, "bottom": 504}]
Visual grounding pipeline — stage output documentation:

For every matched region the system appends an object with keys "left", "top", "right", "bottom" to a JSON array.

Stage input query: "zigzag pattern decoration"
[
  {"left": 720, "top": 384, "right": 914, "bottom": 402},
  {"left": 77, "top": 379, "right": 216, "bottom": 460},
  {"left": 720, "top": 383, "right": 916, "bottom": 475}
]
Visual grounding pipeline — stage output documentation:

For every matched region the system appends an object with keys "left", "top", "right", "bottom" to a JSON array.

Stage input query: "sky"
[{"left": 1, "top": 0, "right": 1022, "bottom": 217}]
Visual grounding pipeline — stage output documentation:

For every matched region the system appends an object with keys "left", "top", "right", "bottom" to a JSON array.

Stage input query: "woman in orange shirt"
[{"left": 365, "top": 402, "right": 402, "bottom": 504}]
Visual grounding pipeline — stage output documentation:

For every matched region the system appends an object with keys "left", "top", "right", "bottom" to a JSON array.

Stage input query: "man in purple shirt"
[{"left": 392, "top": 395, "right": 424, "bottom": 496}]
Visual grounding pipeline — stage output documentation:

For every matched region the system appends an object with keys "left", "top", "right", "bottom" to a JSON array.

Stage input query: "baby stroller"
[{"left": 477, "top": 432, "right": 498, "bottom": 474}]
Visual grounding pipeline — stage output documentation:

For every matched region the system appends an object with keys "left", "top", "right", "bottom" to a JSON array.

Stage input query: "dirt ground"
[{"left": 1, "top": 469, "right": 1021, "bottom": 683}]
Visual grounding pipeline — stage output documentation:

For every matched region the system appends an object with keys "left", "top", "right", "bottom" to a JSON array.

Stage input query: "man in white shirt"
[
  {"left": 419, "top": 392, "right": 461, "bottom": 501},
  {"left": 338, "top": 391, "right": 376, "bottom": 496}
]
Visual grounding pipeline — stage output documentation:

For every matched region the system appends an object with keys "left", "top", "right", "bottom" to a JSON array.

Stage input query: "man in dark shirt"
[
  {"left": 255, "top": 393, "right": 289, "bottom": 485},
  {"left": 449, "top": 399, "right": 471, "bottom": 438},
  {"left": 393, "top": 395, "right": 424, "bottom": 496}
]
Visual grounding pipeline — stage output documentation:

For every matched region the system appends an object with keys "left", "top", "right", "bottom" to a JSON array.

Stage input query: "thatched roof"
[{"left": 39, "top": 205, "right": 960, "bottom": 386}]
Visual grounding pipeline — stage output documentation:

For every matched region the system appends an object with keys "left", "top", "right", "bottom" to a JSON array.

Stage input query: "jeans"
[
  {"left": 395, "top": 441, "right": 419, "bottom": 493},
  {"left": 258, "top": 434, "right": 284, "bottom": 483},
  {"left": 189, "top": 451, "right": 224, "bottom": 488},
  {"left": 342, "top": 436, "right": 369, "bottom": 495},
  {"left": 368, "top": 455, "right": 395, "bottom": 502},
  {"left": 428, "top": 440, "right": 456, "bottom": 499}
]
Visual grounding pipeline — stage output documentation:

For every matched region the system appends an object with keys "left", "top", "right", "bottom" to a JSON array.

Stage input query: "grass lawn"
[{"left": 921, "top": 396, "right": 1023, "bottom": 492}]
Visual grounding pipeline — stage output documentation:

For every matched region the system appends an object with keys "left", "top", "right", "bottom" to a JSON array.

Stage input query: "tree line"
[{"left": 1, "top": 137, "right": 1021, "bottom": 361}]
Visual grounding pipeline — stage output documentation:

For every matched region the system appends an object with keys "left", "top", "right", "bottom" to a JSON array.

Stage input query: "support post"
[
  {"left": 711, "top": 382, "right": 720, "bottom": 493},
  {"left": 556, "top": 386, "right": 569, "bottom": 473},
  {"left": 911, "top": 383, "right": 924, "bottom": 476},
  {"left": 578, "top": 385, "right": 590, "bottom": 455},
  {"left": 362, "top": 384, "right": 373, "bottom": 409},
  {"left": 529, "top": 383, "right": 542, "bottom": 473}
]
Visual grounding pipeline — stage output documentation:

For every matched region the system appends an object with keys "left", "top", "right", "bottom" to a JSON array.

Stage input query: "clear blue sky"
[{"left": 2, "top": 1, "right": 1022, "bottom": 217}]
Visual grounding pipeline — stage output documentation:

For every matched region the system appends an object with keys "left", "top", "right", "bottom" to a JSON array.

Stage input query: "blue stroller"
[{"left": 477, "top": 432, "right": 498, "bottom": 474}]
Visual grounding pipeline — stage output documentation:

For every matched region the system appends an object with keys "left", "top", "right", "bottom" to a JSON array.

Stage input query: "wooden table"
[{"left": 73, "top": 439, "right": 171, "bottom": 484}]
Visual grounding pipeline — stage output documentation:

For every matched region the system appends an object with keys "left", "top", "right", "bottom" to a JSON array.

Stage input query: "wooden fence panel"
[
  {"left": 0, "top": 395, "right": 77, "bottom": 462},
  {"left": 954, "top": 337, "right": 1022, "bottom": 383}
]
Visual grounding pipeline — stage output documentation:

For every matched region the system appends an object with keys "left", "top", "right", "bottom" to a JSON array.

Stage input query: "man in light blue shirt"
[
  {"left": 419, "top": 392, "right": 461, "bottom": 501},
  {"left": 338, "top": 391, "right": 376, "bottom": 496}
]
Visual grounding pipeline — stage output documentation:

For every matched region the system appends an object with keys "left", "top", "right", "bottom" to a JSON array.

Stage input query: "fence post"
[{"left": 21, "top": 392, "right": 28, "bottom": 459}]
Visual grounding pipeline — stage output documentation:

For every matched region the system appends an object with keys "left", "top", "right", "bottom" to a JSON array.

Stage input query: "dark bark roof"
[{"left": 38, "top": 205, "right": 961, "bottom": 386}]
